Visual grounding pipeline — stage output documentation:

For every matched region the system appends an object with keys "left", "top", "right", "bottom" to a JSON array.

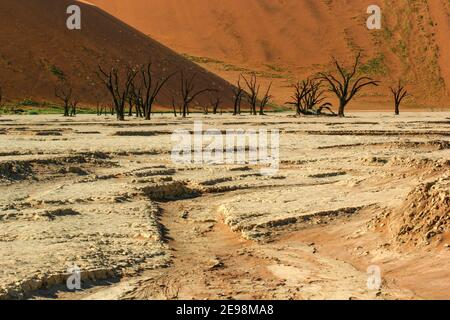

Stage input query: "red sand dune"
[
  {"left": 0, "top": 0, "right": 235, "bottom": 107},
  {"left": 90, "top": 0, "right": 450, "bottom": 109}
]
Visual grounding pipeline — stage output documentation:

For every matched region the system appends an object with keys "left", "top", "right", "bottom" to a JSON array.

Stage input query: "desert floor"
[{"left": 0, "top": 112, "right": 448, "bottom": 300}]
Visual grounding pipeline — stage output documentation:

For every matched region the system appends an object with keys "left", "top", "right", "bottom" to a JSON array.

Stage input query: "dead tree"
[
  {"left": 135, "top": 62, "right": 176, "bottom": 120},
  {"left": 259, "top": 82, "right": 273, "bottom": 115},
  {"left": 90, "top": 82, "right": 103, "bottom": 116},
  {"left": 98, "top": 103, "right": 108, "bottom": 116},
  {"left": 303, "top": 79, "right": 327, "bottom": 111},
  {"left": 233, "top": 76, "right": 245, "bottom": 115},
  {"left": 286, "top": 80, "right": 311, "bottom": 115},
  {"left": 172, "top": 97, "right": 178, "bottom": 117},
  {"left": 390, "top": 81, "right": 408, "bottom": 116},
  {"left": 70, "top": 98, "right": 78, "bottom": 117},
  {"left": 97, "top": 65, "right": 138, "bottom": 121},
  {"left": 210, "top": 95, "right": 222, "bottom": 115},
  {"left": 319, "top": 53, "right": 379, "bottom": 117},
  {"left": 202, "top": 104, "right": 209, "bottom": 115},
  {"left": 128, "top": 82, "right": 143, "bottom": 118},
  {"left": 179, "top": 71, "right": 213, "bottom": 118},
  {"left": 96, "top": 101, "right": 101, "bottom": 116},
  {"left": 242, "top": 74, "right": 260, "bottom": 115},
  {"left": 286, "top": 79, "right": 333, "bottom": 115},
  {"left": 127, "top": 88, "right": 136, "bottom": 117},
  {"left": 55, "top": 81, "right": 73, "bottom": 117}
]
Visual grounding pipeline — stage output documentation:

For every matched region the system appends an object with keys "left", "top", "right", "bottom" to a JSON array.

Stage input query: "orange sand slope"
[
  {"left": 91, "top": 0, "right": 450, "bottom": 107},
  {"left": 0, "top": 0, "right": 235, "bottom": 106}
]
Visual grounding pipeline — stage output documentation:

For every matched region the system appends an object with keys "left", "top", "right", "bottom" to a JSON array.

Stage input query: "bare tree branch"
[
  {"left": 242, "top": 74, "right": 260, "bottom": 116},
  {"left": 178, "top": 71, "right": 214, "bottom": 118},
  {"left": 55, "top": 81, "right": 73, "bottom": 117},
  {"left": 319, "top": 53, "right": 380, "bottom": 117},
  {"left": 97, "top": 65, "right": 138, "bottom": 121},
  {"left": 233, "top": 75, "right": 245, "bottom": 116},
  {"left": 390, "top": 80, "right": 408, "bottom": 115}
]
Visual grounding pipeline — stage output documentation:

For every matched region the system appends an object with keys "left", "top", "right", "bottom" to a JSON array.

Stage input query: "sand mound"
[
  {"left": 390, "top": 176, "right": 449, "bottom": 246},
  {"left": 0, "top": 0, "right": 235, "bottom": 107},
  {"left": 91, "top": 0, "right": 450, "bottom": 105}
]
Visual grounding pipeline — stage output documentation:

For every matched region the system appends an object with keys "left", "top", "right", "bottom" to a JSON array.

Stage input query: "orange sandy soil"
[
  {"left": 90, "top": 0, "right": 450, "bottom": 108},
  {"left": 0, "top": 0, "right": 235, "bottom": 106}
]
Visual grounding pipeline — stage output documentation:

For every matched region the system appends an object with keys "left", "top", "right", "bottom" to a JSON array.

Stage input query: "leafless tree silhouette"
[
  {"left": 127, "top": 83, "right": 137, "bottom": 117},
  {"left": 202, "top": 103, "right": 209, "bottom": 115},
  {"left": 133, "top": 62, "right": 176, "bottom": 120},
  {"left": 179, "top": 71, "right": 213, "bottom": 118},
  {"left": 171, "top": 97, "right": 178, "bottom": 117},
  {"left": 286, "top": 79, "right": 334, "bottom": 116},
  {"left": 242, "top": 74, "right": 260, "bottom": 116},
  {"left": 55, "top": 81, "right": 73, "bottom": 117},
  {"left": 91, "top": 83, "right": 104, "bottom": 116},
  {"left": 128, "top": 80, "right": 144, "bottom": 118},
  {"left": 210, "top": 95, "right": 222, "bottom": 115},
  {"left": 97, "top": 65, "right": 138, "bottom": 121},
  {"left": 303, "top": 80, "right": 326, "bottom": 110},
  {"left": 390, "top": 81, "right": 408, "bottom": 116},
  {"left": 286, "top": 80, "right": 311, "bottom": 115},
  {"left": 319, "top": 53, "right": 379, "bottom": 117},
  {"left": 233, "top": 75, "right": 245, "bottom": 115},
  {"left": 70, "top": 98, "right": 78, "bottom": 117},
  {"left": 259, "top": 82, "right": 273, "bottom": 115}
]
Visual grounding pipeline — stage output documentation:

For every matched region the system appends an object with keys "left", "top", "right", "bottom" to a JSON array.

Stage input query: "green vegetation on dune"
[
  {"left": 39, "top": 59, "right": 66, "bottom": 81},
  {"left": 359, "top": 54, "right": 388, "bottom": 76},
  {"left": 0, "top": 100, "right": 98, "bottom": 115},
  {"left": 182, "top": 53, "right": 289, "bottom": 79}
]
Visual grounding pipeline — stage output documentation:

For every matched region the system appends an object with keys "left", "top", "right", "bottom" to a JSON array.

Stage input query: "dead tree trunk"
[
  {"left": 70, "top": 98, "right": 78, "bottom": 117},
  {"left": 390, "top": 81, "right": 408, "bottom": 116},
  {"left": 55, "top": 82, "right": 73, "bottom": 117},
  {"left": 127, "top": 92, "right": 135, "bottom": 117},
  {"left": 259, "top": 82, "right": 273, "bottom": 115},
  {"left": 210, "top": 96, "right": 222, "bottom": 115},
  {"left": 233, "top": 76, "right": 245, "bottom": 115},
  {"left": 172, "top": 97, "right": 178, "bottom": 117},
  {"left": 319, "top": 52, "right": 379, "bottom": 117}
]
